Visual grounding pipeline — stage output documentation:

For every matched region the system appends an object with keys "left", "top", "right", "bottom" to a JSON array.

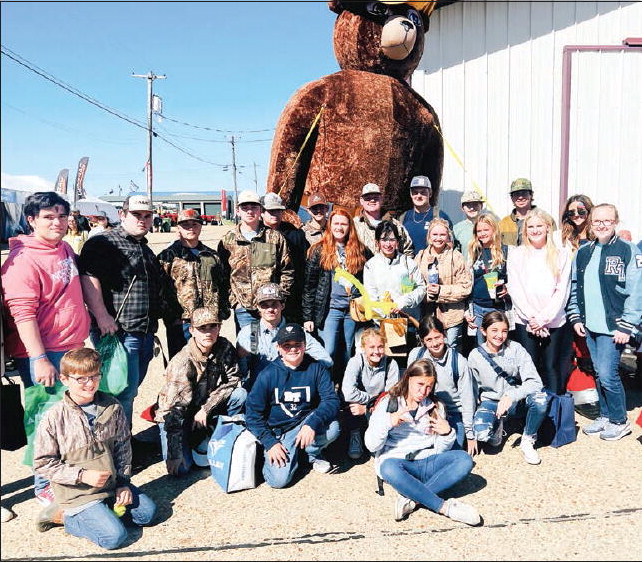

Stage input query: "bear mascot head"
[{"left": 266, "top": 0, "right": 443, "bottom": 215}]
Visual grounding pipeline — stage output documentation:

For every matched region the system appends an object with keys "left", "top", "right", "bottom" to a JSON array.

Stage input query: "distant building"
[
  {"left": 100, "top": 191, "right": 234, "bottom": 222},
  {"left": 413, "top": 0, "right": 641, "bottom": 238}
]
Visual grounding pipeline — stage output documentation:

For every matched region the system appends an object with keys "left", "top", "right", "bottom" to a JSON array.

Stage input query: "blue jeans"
[
  {"left": 447, "top": 412, "right": 465, "bottom": 449},
  {"left": 319, "top": 307, "right": 357, "bottom": 369},
  {"left": 158, "top": 387, "right": 248, "bottom": 475},
  {"left": 15, "top": 350, "right": 67, "bottom": 496},
  {"left": 472, "top": 303, "right": 504, "bottom": 345},
  {"left": 473, "top": 392, "right": 549, "bottom": 441},
  {"left": 166, "top": 321, "right": 192, "bottom": 359},
  {"left": 379, "top": 450, "right": 473, "bottom": 513},
  {"left": 585, "top": 330, "right": 627, "bottom": 424},
  {"left": 64, "top": 486, "right": 156, "bottom": 550},
  {"left": 262, "top": 417, "right": 340, "bottom": 489},
  {"left": 234, "top": 307, "right": 258, "bottom": 333},
  {"left": 445, "top": 324, "right": 463, "bottom": 353}
]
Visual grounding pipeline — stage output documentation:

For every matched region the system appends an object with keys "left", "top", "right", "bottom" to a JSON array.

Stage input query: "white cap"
[
  {"left": 410, "top": 175, "right": 432, "bottom": 190},
  {"left": 238, "top": 190, "right": 262, "bottom": 206},
  {"left": 361, "top": 183, "right": 382, "bottom": 197}
]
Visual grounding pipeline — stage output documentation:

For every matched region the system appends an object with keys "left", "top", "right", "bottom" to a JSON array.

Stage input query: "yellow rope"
[
  {"left": 432, "top": 122, "right": 497, "bottom": 216},
  {"left": 276, "top": 105, "right": 326, "bottom": 197}
]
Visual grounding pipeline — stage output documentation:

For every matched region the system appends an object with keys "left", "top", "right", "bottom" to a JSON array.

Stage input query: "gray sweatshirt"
[
  {"left": 408, "top": 346, "right": 476, "bottom": 440},
  {"left": 467, "top": 340, "right": 543, "bottom": 404},
  {"left": 341, "top": 353, "right": 399, "bottom": 404}
]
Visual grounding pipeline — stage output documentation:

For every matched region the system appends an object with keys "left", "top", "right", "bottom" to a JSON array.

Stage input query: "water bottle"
[{"left": 427, "top": 260, "right": 439, "bottom": 285}]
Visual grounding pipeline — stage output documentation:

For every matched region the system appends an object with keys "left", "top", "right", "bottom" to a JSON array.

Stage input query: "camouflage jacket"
[
  {"left": 302, "top": 218, "right": 325, "bottom": 246},
  {"left": 157, "top": 240, "right": 230, "bottom": 321},
  {"left": 155, "top": 336, "right": 240, "bottom": 460},
  {"left": 353, "top": 212, "right": 414, "bottom": 257},
  {"left": 217, "top": 223, "right": 294, "bottom": 310}
]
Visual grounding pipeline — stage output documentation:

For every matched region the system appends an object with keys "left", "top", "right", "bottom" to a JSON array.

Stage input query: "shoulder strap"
[
  {"left": 450, "top": 347, "right": 459, "bottom": 387},
  {"left": 415, "top": 347, "right": 425, "bottom": 362},
  {"left": 476, "top": 345, "right": 519, "bottom": 386},
  {"left": 249, "top": 320, "right": 260, "bottom": 355}
]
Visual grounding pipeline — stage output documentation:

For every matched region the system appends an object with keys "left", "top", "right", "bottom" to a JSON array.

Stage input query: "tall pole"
[
  {"left": 132, "top": 71, "right": 166, "bottom": 201},
  {"left": 230, "top": 136, "right": 239, "bottom": 222},
  {"left": 253, "top": 162, "right": 259, "bottom": 193}
]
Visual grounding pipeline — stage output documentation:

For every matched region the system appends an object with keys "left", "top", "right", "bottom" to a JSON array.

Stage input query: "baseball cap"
[
  {"left": 361, "top": 183, "right": 382, "bottom": 197},
  {"left": 177, "top": 208, "right": 202, "bottom": 224},
  {"left": 509, "top": 178, "right": 533, "bottom": 194},
  {"left": 461, "top": 190, "right": 485, "bottom": 204},
  {"left": 256, "top": 283, "right": 286, "bottom": 304},
  {"left": 410, "top": 176, "right": 432, "bottom": 190},
  {"left": 308, "top": 192, "right": 328, "bottom": 207},
  {"left": 261, "top": 193, "right": 286, "bottom": 211},
  {"left": 125, "top": 195, "right": 154, "bottom": 212},
  {"left": 238, "top": 190, "right": 262, "bottom": 206},
  {"left": 272, "top": 323, "right": 306, "bottom": 345},
  {"left": 191, "top": 307, "right": 221, "bottom": 328}
]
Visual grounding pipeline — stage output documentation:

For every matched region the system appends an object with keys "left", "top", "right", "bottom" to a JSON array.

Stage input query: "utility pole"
[
  {"left": 253, "top": 162, "right": 259, "bottom": 193},
  {"left": 132, "top": 71, "right": 166, "bottom": 201},
  {"left": 230, "top": 136, "right": 239, "bottom": 222}
]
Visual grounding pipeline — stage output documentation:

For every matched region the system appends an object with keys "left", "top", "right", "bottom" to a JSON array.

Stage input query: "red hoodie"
[{"left": 1, "top": 235, "right": 90, "bottom": 358}]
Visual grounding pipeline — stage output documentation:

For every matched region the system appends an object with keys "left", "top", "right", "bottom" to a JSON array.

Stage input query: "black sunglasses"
[{"left": 565, "top": 208, "right": 588, "bottom": 219}]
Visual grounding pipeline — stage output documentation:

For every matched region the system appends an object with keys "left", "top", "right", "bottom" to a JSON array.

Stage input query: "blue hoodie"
[{"left": 246, "top": 355, "right": 340, "bottom": 451}]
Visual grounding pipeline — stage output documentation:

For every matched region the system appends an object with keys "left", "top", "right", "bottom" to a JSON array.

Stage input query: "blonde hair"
[
  {"left": 60, "top": 348, "right": 101, "bottom": 377},
  {"left": 425, "top": 218, "right": 454, "bottom": 250},
  {"left": 467, "top": 213, "right": 504, "bottom": 269},
  {"left": 360, "top": 328, "right": 385, "bottom": 348},
  {"left": 590, "top": 203, "right": 619, "bottom": 224},
  {"left": 521, "top": 208, "right": 560, "bottom": 278}
]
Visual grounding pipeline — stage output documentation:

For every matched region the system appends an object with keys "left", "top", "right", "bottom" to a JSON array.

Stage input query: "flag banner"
[
  {"left": 74, "top": 157, "right": 89, "bottom": 201},
  {"left": 55, "top": 169, "right": 69, "bottom": 195},
  {"left": 221, "top": 189, "right": 227, "bottom": 213}
]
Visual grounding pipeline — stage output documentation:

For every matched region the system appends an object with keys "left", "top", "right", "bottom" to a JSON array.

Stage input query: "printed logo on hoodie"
[{"left": 51, "top": 257, "right": 79, "bottom": 285}]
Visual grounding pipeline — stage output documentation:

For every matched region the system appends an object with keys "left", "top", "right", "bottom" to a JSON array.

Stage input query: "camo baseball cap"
[
  {"left": 256, "top": 283, "right": 286, "bottom": 304},
  {"left": 509, "top": 178, "right": 533, "bottom": 194},
  {"left": 191, "top": 307, "right": 221, "bottom": 327},
  {"left": 177, "top": 208, "right": 202, "bottom": 223},
  {"left": 461, "top": 190, "right": 485, "bottom": 204}
]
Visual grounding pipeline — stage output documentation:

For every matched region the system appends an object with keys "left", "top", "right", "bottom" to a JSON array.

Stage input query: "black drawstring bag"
[{"left": 1, "top": 375, "right": 27, "bottom": 451}]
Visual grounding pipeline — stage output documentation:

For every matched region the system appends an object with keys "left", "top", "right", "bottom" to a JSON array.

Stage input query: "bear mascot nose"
[{"left": 380, "top": 16, "right": 417, "bottom": 60}]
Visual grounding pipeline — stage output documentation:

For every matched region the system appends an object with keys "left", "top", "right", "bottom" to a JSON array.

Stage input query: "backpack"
[{"left": 412, "top": 347, "right": 460, "bottom": 388}]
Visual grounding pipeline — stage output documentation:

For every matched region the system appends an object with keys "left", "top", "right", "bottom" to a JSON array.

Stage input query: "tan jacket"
[
  {"left": 415, "top": 247, "right": 472, "bottom": 328},
  {"left": 217, "top": 223, "right": 294, "bottom": 310},
  {"left": 33, "top": 392, "right": 131, "bottom": 509}
]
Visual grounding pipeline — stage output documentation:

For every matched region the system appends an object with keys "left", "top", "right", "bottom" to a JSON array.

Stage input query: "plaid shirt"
[{"left": 79, "top": 226, "right": 177, "bottom": 334}]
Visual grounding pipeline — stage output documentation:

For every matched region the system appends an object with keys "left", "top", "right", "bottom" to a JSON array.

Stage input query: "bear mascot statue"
[{"left": 266, "top": 0, "right": 444, "bottom": 215}]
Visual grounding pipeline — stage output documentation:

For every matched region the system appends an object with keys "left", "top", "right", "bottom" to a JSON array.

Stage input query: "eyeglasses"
[
  {"left": 565, "top": 209, "right": 587, "bottom": 218},
  {"left": 591, "top": 219, "right": 616, "bottom": 227},
  {"left": 361, "top": 195, "right": 381, "bottom": 202},
  {"left": 67, "top": 373, "right": 102, "bottom": 385}
]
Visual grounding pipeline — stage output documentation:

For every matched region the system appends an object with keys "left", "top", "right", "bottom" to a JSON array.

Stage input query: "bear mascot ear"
[{"left": 328, "top": 0, "right": 343, "bottom": 15}]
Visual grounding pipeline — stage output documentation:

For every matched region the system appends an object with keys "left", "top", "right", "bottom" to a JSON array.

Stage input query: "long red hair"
[{"left": 309, "top": 207, "right": 366, "bottom": 275}]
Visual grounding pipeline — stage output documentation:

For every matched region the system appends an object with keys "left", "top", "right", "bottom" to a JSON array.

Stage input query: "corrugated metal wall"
[{"left": 412, "top": 1, "right": 641, "bottom": 237}]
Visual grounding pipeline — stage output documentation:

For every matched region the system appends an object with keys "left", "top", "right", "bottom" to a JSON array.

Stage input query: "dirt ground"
[{"left": 1, "top": 225, "right": 641, "bottom": 561}]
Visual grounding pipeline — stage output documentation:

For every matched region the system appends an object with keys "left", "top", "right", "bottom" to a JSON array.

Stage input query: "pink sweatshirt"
[
  {"left": 1, "top": 235, "right": 90, "bottom": 358},
  {"left": 506, "top": 245, "right": 572, "bottom": 329}
]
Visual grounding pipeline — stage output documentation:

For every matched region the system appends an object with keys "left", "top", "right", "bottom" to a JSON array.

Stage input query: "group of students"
[{"left": 1, "top": 178, "right": 640, "bottom": 549}]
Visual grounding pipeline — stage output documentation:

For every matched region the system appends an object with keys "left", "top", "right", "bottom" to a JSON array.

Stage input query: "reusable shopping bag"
[
  {"left": 1, "top": 375, "right": 27, "bottom": 451},
  {"left": 23, "top": 381, "right": 66, "bottom": 465},
  {"left": 208, "top": 414, "right": 258, "bottom": 493},
  {"left": 96, "top": 334, "right": 128, "bottom": 396},
  {"left": 538, "top": 391, "right": 577, "bottom": 448}
]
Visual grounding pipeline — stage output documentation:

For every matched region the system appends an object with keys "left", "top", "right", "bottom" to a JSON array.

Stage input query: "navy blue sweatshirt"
[{"left": 245, "top": 355, "right": 340, "bottom": 451}]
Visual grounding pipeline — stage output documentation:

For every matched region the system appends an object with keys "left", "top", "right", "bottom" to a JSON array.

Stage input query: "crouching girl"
[
  {"left": 408, "top": 316, "right": 476, "bottom": 454},
  {"left": 364, "top": 359, "right": 481, "bottom": 526},
  {"left": 341, "top": 329, "right": 399, "bottom": 460},
  {"left": 468, "top": 311, "right": 549, "bottom": 464}
]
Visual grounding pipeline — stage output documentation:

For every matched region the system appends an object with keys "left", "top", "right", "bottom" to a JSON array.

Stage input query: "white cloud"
[{"left": 1, "top": 172, "right": 53, "bottom": 192}]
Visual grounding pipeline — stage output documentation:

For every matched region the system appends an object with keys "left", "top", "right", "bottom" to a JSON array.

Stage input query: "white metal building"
[{"left": 413, "top": 0, "right": 641, "bottom": 238}]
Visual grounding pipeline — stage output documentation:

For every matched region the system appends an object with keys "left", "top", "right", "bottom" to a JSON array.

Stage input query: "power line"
[{"left": 157, "top": 112, "right": 274, "bottom": 134}]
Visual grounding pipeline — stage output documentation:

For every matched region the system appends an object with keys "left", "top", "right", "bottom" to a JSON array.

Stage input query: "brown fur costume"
[{"left": 266, "top": 0, "right": 444, "bottom": 215}]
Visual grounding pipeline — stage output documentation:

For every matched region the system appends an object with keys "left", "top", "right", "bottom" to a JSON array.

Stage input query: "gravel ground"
[{"left": 1, "top": 226, "right": 641, "bottom": 561}]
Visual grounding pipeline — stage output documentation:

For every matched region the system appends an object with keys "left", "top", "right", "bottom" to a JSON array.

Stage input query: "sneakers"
[
  {"left": 348, "top": 430, "right": 364, "bottom": 460},
  {"left": 519, "top": 435, "right": 541, "bottom": 465},
  {"left": 488, "top": 418, "right": 505, "bottom": 447},
  {"left": 311, "top": 457, "right": 332, "bottom": 474},
  {"left": 394, "top": 494, "right": 417, "bottom": 521},
  {"left": 599, "top": 421, "right": 632, "bottom": 441},
  {"left": 35, "top": 484, "right": 55, "bottom": 507},
  {"left": 582, "top": 416, "right": 609, "bottom": 436},
  {"left": 36, "top": 503, "right": 63, "bottom": 532},
  {"left": 441, "top": 498, "right": 481, "bottom": 526},
  {"left": 1, "top": 506, "right": 15, "bottom": 523}
]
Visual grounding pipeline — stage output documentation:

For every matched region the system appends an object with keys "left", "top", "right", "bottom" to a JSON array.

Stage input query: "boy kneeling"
[{"left": 33, "top": 348, "right": 156, "bottom": 550}]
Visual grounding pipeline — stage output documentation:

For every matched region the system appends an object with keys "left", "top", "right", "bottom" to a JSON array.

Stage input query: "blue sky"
[{"left": 1, "top": 1, "right": 338, "bottom": 198}]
